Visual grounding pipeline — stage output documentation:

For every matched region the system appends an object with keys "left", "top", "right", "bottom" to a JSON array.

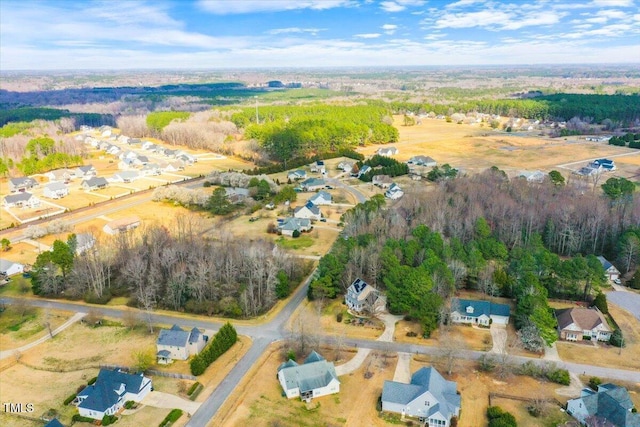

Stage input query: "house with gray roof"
[
  {"left": 76, "top": 368, "right": 151, "bottom": 420},
  {"left": 43, "top": 182, "right": 69, "bottom": 199},
  {"left": 288, "top": 169, "right": 307, "bottom": 181},
  {"left": 82, "top": 177, "right": 109, "bottom": 191},
  {"left": 74, "top": 165, "right": 97, "bottom": 179},
  {"left": 3, "top": 192, "right": 40, "bottom": 208},
  {"left": 450, "top": 298, "right": 511, "bottom": 326},
  {"left": 156, "top": 324, "right": 206, "bottom": 364},
  {"left": 345, "top": 278, "right": 386, "bottom": 314},
  {"left": 567, "top": 384, "right": 640, "bottom": 427},
  {"left": 377, "top": 146, "right": 399, "bottom": 157},
  {"left": 382, "top": 366, "right": 460, "bottom": 426},
  {"left": 308, "top": 191, "right": 332, "bottom": 206},
  {"left": 277, "top": 351, "right": 340, "bottom": 402},
  {"left": 8, "top": 177, "right": 38, "bottom": 193},
  {"left": 407, "top": 155, "right": 437, "bottom": 167},
  {"left": 0, "top": 259, "right": 24, "bottom": 277},
  {"left": 111, "top": 170, "right": 139, "bottom": 183},
  {"left": 45, "top": 168, "right": 74, "bottom": 183},
  {"left": 278, "top": 217, "right": 312, "bottom": 237},
  {"left": 294, "top": 201, "right": 322, "bottom": 221},
  {"left": 300, "top": 178, "right": 325, "bottom": 191}
]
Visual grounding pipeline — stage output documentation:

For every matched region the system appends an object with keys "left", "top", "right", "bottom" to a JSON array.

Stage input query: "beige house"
[
  {"left": 345, "top": 278, "right": 386, "bottom": 314},
  {"left": 556, "top": 307, "right": 612, "bottom": 342}
]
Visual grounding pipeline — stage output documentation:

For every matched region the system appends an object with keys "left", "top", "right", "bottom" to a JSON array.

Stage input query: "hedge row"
[
  {"left": 246, "top": 148, "right": 364, "bottom": 176},
  {"left": 159, "top": 409, "right": 183, "bottom": 427},
  {"left": 63, "top": 393, "right": 77, "bottom": 406},
  {"left": 72, "top": 414, "right": 95, "bottom": 423},
  {"left": 187, "top": 382, "right": 201, "bottom": 396},
  {"left": 190, "top": 323, "right": 238, "bottom": 376}
]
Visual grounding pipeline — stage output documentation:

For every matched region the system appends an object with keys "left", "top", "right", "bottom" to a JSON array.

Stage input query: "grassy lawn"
[
  {"left": 0, "top": 305, "right": 72, "bottom": 349},
  {"left": 275, "top": 235, "right": 315, "bottom": 250}
]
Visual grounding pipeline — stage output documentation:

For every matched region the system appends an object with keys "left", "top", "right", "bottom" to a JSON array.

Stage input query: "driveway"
[
  {"left": 543, "top": 342, "right": 562, "bottom": 362},
  {"left": 489, "top": 324, "right": 507, "bottom": 354},
  {"left": 393, "top": 352, "right": 412, "bottom": 383},
  {"left": 607, "top": 291, "right": 640, "bottom": 322},
  {"left": 142, "top": 391, "right": 200, "bottom": 415}
]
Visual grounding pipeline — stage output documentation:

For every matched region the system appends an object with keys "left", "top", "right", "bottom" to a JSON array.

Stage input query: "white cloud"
[
  {"left": 382, "top": 24, "right": 397, "bottom": 34},
  {"left": 591, "top": 0, "right": 634, "bottom": 6},
  {"left": 434, "top": 9, "right": 564, "bottom": 30},
  {"left": 355, "top": 33, "right": 382, "bottom": 38},
  {"left": 197, "top": 0, "right": 351, "bottom": 14},
  {"left": 424, "top": 33, "right": 446, "bottom": 40},
  {"left": 267, "top": 27, "right": 325, "bottom": 35},
  {"left": 446, "top": 0, "right": 482, "bottom": 8},
  {"left": 380, "top": 2, "right": 406, "bottom": 12}
]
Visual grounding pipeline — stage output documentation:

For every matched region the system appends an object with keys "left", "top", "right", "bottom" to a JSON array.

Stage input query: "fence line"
[{"left": 489, "top": 392, "right": 564, "bottom": 408}]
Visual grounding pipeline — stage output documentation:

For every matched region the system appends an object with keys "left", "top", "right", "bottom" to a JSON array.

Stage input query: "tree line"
[{"left": 190, "top": 322, "right": 237, "bottom": 376}]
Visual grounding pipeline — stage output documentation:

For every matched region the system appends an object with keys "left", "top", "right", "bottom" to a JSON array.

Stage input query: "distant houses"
[
  {"left": 45, "top": 168, "right": 74, "bottom": 183},
  {"left": 574, "top": 158, "right": 616, "bottom": 176},
  {"left": 75, "top": 233, "right": 96, "bottom": 255},
  {"left": 407, "top": 155, "right": 437, "bottom": 167},
  {"left": 75, "top": 165, "right": 97, "bottom": 179},
  {"left": 372, "top": 174, "right": 393, "bottom": 188},
  {"left": 156, "top": 324, "right": 207, "bottom": 364},
  {"left": 376, "top": 146, "right": 399, "bottom": 157},
  {"left": 277, "top": 351, "right": 340, "bottom": 402},
  {"left": 518, "top": 170, "right": 546, "bottom": 183}
]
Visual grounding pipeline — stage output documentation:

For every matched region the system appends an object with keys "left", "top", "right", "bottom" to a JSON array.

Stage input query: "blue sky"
[{"left": 1, "top": 0, "right": 639, "bottom": 70}]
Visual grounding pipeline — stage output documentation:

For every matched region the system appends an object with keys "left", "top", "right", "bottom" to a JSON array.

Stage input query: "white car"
[{"left": 613, "top": 278, "right": 621, "bottom": 285}]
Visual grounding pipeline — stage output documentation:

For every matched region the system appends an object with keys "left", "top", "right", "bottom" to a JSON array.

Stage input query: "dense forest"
[
  {"left": 309, "top": 169, "right": 638, "bottom": 351},
  {"left": 30, "top": 222, "right": 309, "bottom": 318}
]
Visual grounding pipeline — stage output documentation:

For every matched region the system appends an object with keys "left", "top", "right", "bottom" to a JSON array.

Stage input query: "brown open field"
[
  {"left": 0, "top": 307, "right": 73, "bottom": 350},
  {"left": 556, "top": 302, "right": 640, "bottom": 371},
  {"left": 304, "top": 298, "right": 386, "bottom": 341},
  {"left": 93, "top": 186, "right": 132, "bottom": 198},
  {"left": 0, "top": 241, "right": 43, "bottom": 264},
  {"left": 393, "top": 320, "right": 492, "bottom": 352},
  {"left": 212, "top": 344, "right": 394, "bottom": 427},
  {"left": 356, "top": 117, "right": 640, "bottom": 176}
]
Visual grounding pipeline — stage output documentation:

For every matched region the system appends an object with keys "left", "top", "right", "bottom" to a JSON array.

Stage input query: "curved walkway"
[{"left": 0, "top": 312, "right": 86, "bottom": 360}]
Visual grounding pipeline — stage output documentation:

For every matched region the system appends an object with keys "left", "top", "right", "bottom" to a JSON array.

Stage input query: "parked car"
[
  {"left": 320, "top": 218, "right": 327, "bottom": 222},
  {"left": 249, "top": 217, "right": 259, "bottom": 222},
  {"left": 613, "top": 278, "right": 621, "bottom": 285}
]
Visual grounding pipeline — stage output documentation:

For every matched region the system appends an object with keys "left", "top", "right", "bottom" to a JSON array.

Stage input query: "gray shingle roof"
[
  {"left": 78, "top": 369, "right": 146, "bottom": 413},
  {"left": 279, "top": 352, "right": 339, "bottom": 393},
  {"left": 573, "top": 384, "right": 640, "bottom": 427},
  {"left": 45, "top": 182, "right": 68, "bottom": 191},
  {"left": 0, "top": 258, "right": 21, "bottom": 273},
  {"left": 83, "top": 177, "right": 108, "bottom": 188},
  {"left": 157, "top": 325, "right": 190, "bottom": 347},
  {"left": 4, "top": 192, "right": 35, "bottom": 204}
]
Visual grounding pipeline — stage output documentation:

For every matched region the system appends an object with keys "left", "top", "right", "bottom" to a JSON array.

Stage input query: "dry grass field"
[
  {"left": 0, "top": 307, "right": 73, "bottom": 350},
  {"left": 302, "top": 299, "right": 386, "bottom": 341},
  {"left": 0, "top": 241, "right": 43, "bottom": 264}
]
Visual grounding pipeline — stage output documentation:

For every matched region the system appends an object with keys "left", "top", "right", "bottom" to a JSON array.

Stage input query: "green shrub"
[
  {"left": 124, "top": 400, "right": 135, "bottom": 409},
  {"left": 487, "top": 406, "right": 517, "bottom": 427},
  {"left": 336, "top": 312, "right": 343, "bottom": 322},
  {"left": 589, "top": 377, "right": 602, "bottom": 390},
  {"left": 72, "top": 414, "right": 95, "bottom": 423},
  {"left": 190, "top": 323, "right": 238, "bottom": 376},
  {"left": 159, "top": 409, "right": 183, "bottom": 427},
  {"left": 187, "top": 382, "right": 201, "bottom": 396},
  {"left": 546, "top": 368, "right": 570, "bottom": 385},
  {"left": 87, "top": 376, "right": 98, "bottom": 385},
  {"left": 63, "top": 393, "right": 77, "bottom": 405},
  {"left": 102, "top": 414, "right": 117, "bottom": 426},
  {"left": 610, "top": 329, "right": 625, "bottom": 347}
]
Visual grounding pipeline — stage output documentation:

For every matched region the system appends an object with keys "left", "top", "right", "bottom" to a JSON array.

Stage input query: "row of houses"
[{"left": 574, "top": 158, "right": 616, "bottom": 176}]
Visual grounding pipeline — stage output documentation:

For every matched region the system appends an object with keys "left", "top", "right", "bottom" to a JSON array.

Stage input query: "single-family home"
[
  {"left": 8, "top": 177, "right": 38, "bottom": 193},
  {"left": 98, "top": 141, "right": 110, "bottom": 151},
  {"left": 128, "top": 138, "right": 141, "bottom": 145},
  {"left": 381, "top": 366, "right": 461, "bottom": 426},
  {"left": 385, "top": 183, "right": 404, "bottom": 200},
  {"left": 575, "top": 166, "right": 600, "bottom": 177},
  {"left": 556, "top": 307, "right": 612, "bottom": 342},
  {"left": 75, "top": 233, "right": 96, "bottom": 255},
  {"left": 294, "top": 201, "right": 322, "bottom": 221},
  {"left": 76, "top": 368, "right": 152, "bottom": 420},
  {"left": 597, "top": 256, "right": 620, "bottom": 281},
  {"left": 377, "top": 146, "right": 399, "bottom": 157},
  {"left": 345, "top": 278, "right": 386, "bottom": 314},
  {"left": 141, "top": 163, "right": 161, "bottom": 176},
  {"left": 300, "top": 178, "right": 325, "bottom": 192},
  {"left": 82, "top": 177, "right": 109, "bottom": 191},
  {"left": 278, "top": 217, "right": 312, "bottom": 236},
  {"left": 310, "top": 160, "right": 326, "bottom": 174},
  {"left": 3, "top": 192, "right": 41, "bottom": 208},
  {"left": 567, "top": 383, "right": 640, "bottom": 426},
  {"left": 75, "top": 165, "right": 97, "bottom": 179},
  {"left": 111, "top": 170, "right": 139, "bottom": 183},
  {"left": 100, "top": 127, "right": 112, "bottom": 138},
  {"left": 103, "top": 216, "right": 141, "bottom": 235},
  {"left": 308, "top": 191, "right": 332, "bottom": 205},
  {"left": 372, "top": 175, "right": 393, "bottom": 188},
  {"left": 287, "top": 170, "right": 307, "bottom": 181},
  {"left": 277, "top": 351, "right": 340, "bottom": 402},
  {"left": 176, "top": 152, "right": 196, "bottom": 164},
  {"left": 407, "top": 156, "right": 437, "bottom": 167},
  {"left": 590, "top": 158, "right": 616, "bottom": 171},
  {"left": 119, "top": 151, "right": 138, "bottom": 161},
  {"left": 337, "top": 161, "right": 354, "bottom": 173},
  {"left": 43, "top": 182, "right": 69, "bottom": 199},
  {"left": 163, "top": 160, "right": 185, "bottom": 172},
  {"left": 518, "top": 170, "right": 546, "bottom": 183},
  {"left": 141, "top": 141, "right": 156, "bottom": 151},
  {"left": 106, "top": 145, "right": 121, "bottom": 156},
  {"left": 356, "top": 165, "right": 372, "bottom": 178},
  {"left": 164, "top": 149, "right": 177, "bottom": 158},
  {"left": 45, "top": 169, "right": 74, "bottom": 183},
  {"left": 225, "top": 187, "right": 250, "bottom": 204},
  {"left": 450, "top": 298, "right": 511, "bottom": 326},
  {"left": 0, "top": 259, "right": 24, "bottom": 277},
  {"left": 156, "top": 324, "right": 207, "bottom": 364},
  {"left": 133, "top": 155, "right": 150, "bottom": 166}
]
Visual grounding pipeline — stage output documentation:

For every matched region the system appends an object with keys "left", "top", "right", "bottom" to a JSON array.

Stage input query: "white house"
[
  {"left": 345, "top": 278, "right": 386, "bottom": 314},
  {"left": 277, "top": 351, "right": 340, "bottom": 402},
  {"left": 8, "top": 177, "right": 38, "bottom": 193},
  {"left": 288, "top": 170, "right": 307, "bottom": 181},
  {"left": 156, "top": 324, "right": 207, "bottom": 364},
  {"left": 567, "top": 384, "right": 640, "bottom": 426},
  {"left": 43, "top": 182, "right": 69, "bottom": 199},
  {"left": 82, "top": 177, "right": 109, "bottom": 191},
  {"left": 385, "top": 183, "right": 404, "bottom": 200},
  {"left": 0, "top": 259, "right": 24, "bottom": 277},
  {"left": 407, "top": 156, "right": 437, "bottom": 167},
  {"left": 103, "top": 216, "right": 141, "bottom": 235},
  {"left": 294, "top": 202, "right": 322, "bottom": 221},
  {"left": 140, "top": 163, "right": 161, "bottom": 176},
  {"left": 278, "top": 218, "right": 312, "bottom": 236},
  {"left": 310, "top": 160, "right": 326, "bottom": 174},
  {"left": 76, "top": 369, "right": 152, "bottom": 420},
  {"left": 300, "top": 178, "right": 325, "bottom": 191},
  {"left": 308, "top": 191, "right": 332, "bottom": 206},
  {"left": 75, "top": 165, "right": 97, "bottom": 179},
  {"left": 382, "top": 366, "right": 461, "bottom": 426},
  {"left": 337, "top": 161, "right": 353, "bottom": 173},
  {"left": 518, "top": 170, "right": 546, "bottom": 183},
  {"left": 450, "top": 298, "right": 511, "bottom": 326},
  {"left": 356, "top": 165, "right": 372, "bottom": 178},
  {"left": 556, "top": 307, "right": 612, "bottom": 342},
  {"left": 45, "top": 169, "right": 74, "bottom": 183},
  {"left": 3, "top": 192, "right": 41, "bottom": 208},
  {"left": 597, "top": 256, "right": 620, "bottom": 281},
  {"left": 372, "top": 175, "right": 393, "bottom": 188},
  {"left": 74, "top": 233, "right": 96, "bottom": 255},
  {"left": 163, "top": 160, "right": 185, "bottom": 172},
  {"left": 376, "top": 146, "right": 399, "bottom": 157},
  {"left": 111, "top": 170, "right": 139, "bottom": 183}
]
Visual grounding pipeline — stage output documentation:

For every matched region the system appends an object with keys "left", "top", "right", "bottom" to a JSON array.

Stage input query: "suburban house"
[
  {"left": 385, "top": 183, "right": 404, "bottom": 200},
  {"left": 308, "top": 191, "right": 332, "bottom": 205},
  {"left": 590, "top": 158, "right": 616, "bottom": 171},
  {"left": 45, "top": 168, "right": 74, "bottom": 183},
  {"left": 156, "top": 324, "right": 207, "bottom": 364},
  {"left": 518, "top": 170, "right": 546, "bottom": 183},
  {"left": 377, "top": 146, "right": 399, "bottom": 157},
  {"left": 141, "top": 163, "right": 161, "bottom": 176},
  {"left": 278, "top": 217, "right": 312, "bottom": 236},
  {"left": 407, "top": 155, "right": 437, "bottom": 167},
  {"left": 372, "top": 174, "right": 393, "bottom": 188},
  {"left": 337, "top": 161, "right": 353, "bottom": 173},
  {"left": 76, "top": 368, "right": 152, "bottom": 420},
  {"left": 381, "top": 366, "right": 461, "bottom": 426},
  {"left": 0, "top": 259, "right": 24, "bottom": 277},
  {"left": 300, "top": 178, "right": 326, "bottom": 192},
  {"left": 163, "top": 160, "right": 185, "bottom": 172},
  {"left": 8, "top": 177, "right": 38, "bottom": 193},
  {"left": 224, "top": 187, "right": 250, "bottom": 204},
  {"left": 294, "top": 202, "right": 322, "bottom": 221},
  {"left": 3, "top": 192, "right": 41, "bottom": 209},
  {"left": 75, "top": 233, "right": 96, "bottom": 255},
  {"left": 310, "top": 160, "right": 326, "bottom": 174},
  {"left": 134, "top": 155, "right": 150, "bottom": 166},
  {"left": 103, "top": 216, "right": 141, "bottom": 235},
  {"left": 575, "top": 166, "right": 600, "bottom": 177},
  {"left": 450, "top": 298, "right": 511, "bottom": 326},
  {"left": 119, "top": 151, "right": 138, "bottom": 161},
  {"left": 288, "top": 170, "right": 307, "bottom": 181},
  {"left": 277, "top": 351, "right": 340, "bottom": 402},
  {"left": 82, "top": 177, "right": 109, "bottom": 191},
  {"left": 142, "top": 141, "right": 157, "bottom": 150},
  {"left": 345, "top": 278, "right": 386, "bottom": 314},
  {"left": 43, "top": 182, "right": 69, "bottom": 199},
  {"left": 597, "top": 256, "right": 621, "bottom": 281},
  {"left": 556, "top": 307, "right": 612, "bottom": 342},
  {"left": 111, "top": 170, "right": 140, "bottom": 183},
  {"left": 567, "top": 383, "right": 640, "bottom": 426},
  {"left": 75, "top": 165, "right": 97, "bottom": 179}
]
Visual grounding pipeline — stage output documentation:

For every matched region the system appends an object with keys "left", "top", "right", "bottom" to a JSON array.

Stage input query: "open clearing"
[{"left": 0, "top": 306, "right": 73, "bottom": 350}]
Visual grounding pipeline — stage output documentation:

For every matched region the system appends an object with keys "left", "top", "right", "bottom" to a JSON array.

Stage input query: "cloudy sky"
[{"left": 1, "top": 0, "right": 639, "bottom": 70}]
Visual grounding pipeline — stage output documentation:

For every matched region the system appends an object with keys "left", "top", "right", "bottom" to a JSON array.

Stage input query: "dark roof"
[
  {"left": 45, "top": 419, "right": 65, "bottom": 427},
  {"left": 279, "top": 351, "right": 339, "bottom": 393},
  {"left": 556, "top": 307, "right": 608, "bottom": 331},
  {"left": 83, "top": 177, "right": 108, "bottom": 187},
  {"left": 77, "top": 165, "right": 95, "bottom": 173},
  {"left": 294, "top": 202, "right": 320, "bottom": 216},
  {"left": 4, "top": 192, "right": 35, "bottom": 203},
  {"left": 157, "top": 349, "right": 171, "bottom": 357},
  {"left": 277, "top": 359, "right": 299, "bottom": 372},
  {"left": 188, "top": 327, "right": 202, "bottom": 344},
  {"left": 573, "top": 384, "right": 640, "bottom": 427},
  {"left": 348, "top": 278, "right": 369, "bottom": 295},
  {"left": 157, "top": 325, "right": 189, "bottom": 347},
  {"left": 304, "top": 351, "right": 325, "bottom": 364},
  {"left": 78, "top": 369, "right": 146, "bottom": 413},
  {"left": 451, "top": 298, "right": 511, "bottom": 318},
  {"left": 597, "top": 256, "right": 617, "bottom": 271},
  {"left": 9, "top": 177, "right": 37, "bottom": 187}
]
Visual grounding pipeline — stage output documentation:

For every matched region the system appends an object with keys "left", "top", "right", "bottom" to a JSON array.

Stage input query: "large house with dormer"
[
  {"left": 156, "top": 324, "right": 207, "bottom": 364},
  {"left": 345, "top": 278, "right": 386, "bottom": 314},
  {"left": 556, "top": 307, "right": 612, "bottom": 342},
  {"left": 294, "top": 201, "right": 322, "bottom": 221},
  {"left": 8, "top": 177, "right": 38, "bottom": 193},
  {"left": 567, "top": 383, "right": 640, "bottom": 426},
  {"left": 277, "top": 351, "right": 340, "bottom": 402},
  {"left": 450, "top": 298, "right": 511, "bottom": 326}
]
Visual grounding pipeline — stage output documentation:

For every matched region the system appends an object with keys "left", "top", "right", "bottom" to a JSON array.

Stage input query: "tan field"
[
  {"left": 0, "top": 241, "right": 43, "bottom": 264},
  {"left": 0, "top": 307, "right": 74, "bottom": 350}
]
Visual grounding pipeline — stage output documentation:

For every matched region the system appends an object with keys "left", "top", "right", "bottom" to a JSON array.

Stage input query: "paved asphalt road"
[{"left": 607, "top": 290, "right": 640, "bottom": 322}]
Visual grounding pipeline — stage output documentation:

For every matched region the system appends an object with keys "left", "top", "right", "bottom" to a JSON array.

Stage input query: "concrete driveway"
[
  {"left": 607, "top": 291, "right": 640, "bottom": 322},
  {"left": 543, "top": 342, "right": 562, "bottom": 362},
  {"left": 393, "top": 352, "right": 412, "bottom": 383},
  {"left": 489, "top": 324, "right": 507, "bottom": 354},
  {"left": 142, "top": 391, "right": 200, "bottom": 415}
]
